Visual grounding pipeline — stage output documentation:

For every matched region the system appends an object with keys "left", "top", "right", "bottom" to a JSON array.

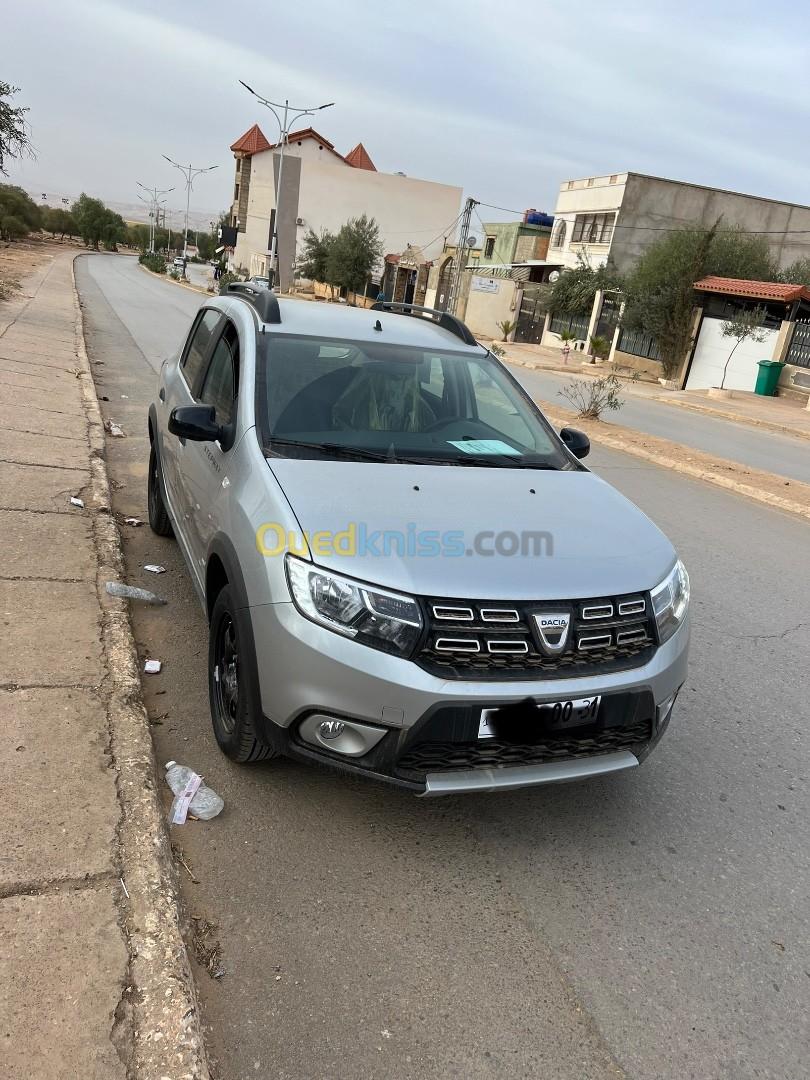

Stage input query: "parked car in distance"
[
  {"left": 172, "top": 256, "right": 185, "bottom": 269},
  {"left": 248, "top": 275, "right": 270, "bottom": 289},
  {"left": 147, "top": 288, "right": 689, "bottom": 796}
]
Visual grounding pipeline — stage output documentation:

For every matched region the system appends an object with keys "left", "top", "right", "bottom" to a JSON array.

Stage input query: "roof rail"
[
  {"left": 225, "top": 282, "right": 282, "bottom": 324},
  {"left": 370, "top": 302, "right": 477, "bottom": 346}
]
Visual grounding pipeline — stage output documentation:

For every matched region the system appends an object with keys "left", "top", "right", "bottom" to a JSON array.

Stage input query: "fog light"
[{"left": 318, "top": 719, "right": 345, "bottom": 741}]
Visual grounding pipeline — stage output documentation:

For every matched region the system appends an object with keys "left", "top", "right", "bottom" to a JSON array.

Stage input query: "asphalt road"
[
  {"left": 509, "top": 365, "right": 810, "bottom": 486},
  {"left": 77, "top": 253, "right": 810, "bottom": 1080}
]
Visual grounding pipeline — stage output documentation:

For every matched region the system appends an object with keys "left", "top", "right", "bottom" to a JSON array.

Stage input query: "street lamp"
[
  {"left": 239, "top": 80, "right": 334, "bottom": 288},
  {"left": 161, "top": 156, "right": 218, "bottom": 261},
  {"left": 137, "top": 182, "right": 174, "bottom": 253}
]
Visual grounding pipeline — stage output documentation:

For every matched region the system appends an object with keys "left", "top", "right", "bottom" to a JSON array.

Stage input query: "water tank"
[{"left": 523, "top": 209, "right": 555, "bottom": 228}]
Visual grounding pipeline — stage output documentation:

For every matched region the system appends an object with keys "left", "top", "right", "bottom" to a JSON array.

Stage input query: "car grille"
[
  {"left": 415, "top": 593, "right": 656, "bottom": 680},
  {"left": 397, "top": 720, "right": 652, "bottom": 774}
]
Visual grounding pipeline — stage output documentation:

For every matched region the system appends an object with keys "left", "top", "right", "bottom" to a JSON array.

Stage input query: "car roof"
[{"left": 254, "top": 297, "right": 483, "bottom": 353}]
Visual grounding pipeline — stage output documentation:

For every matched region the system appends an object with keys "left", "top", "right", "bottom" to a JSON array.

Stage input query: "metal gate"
[
  {"left": 785, "top": 318, "right": 810, "bottom": 368},
  {"left": 594, "top": 293, "right": 621, "bottom": 342},
  {"left": 515, "top": 287, "right": 546, "bottom": 344}
]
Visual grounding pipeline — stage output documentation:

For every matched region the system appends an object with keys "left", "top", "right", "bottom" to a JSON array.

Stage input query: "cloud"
[{"left": 4, "top": 0, "right": 810, "bottom": 221}]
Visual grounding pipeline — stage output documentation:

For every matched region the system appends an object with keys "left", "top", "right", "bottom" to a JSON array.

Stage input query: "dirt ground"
[{"left": 0, "top": 235, "right": 83, "bottom": 299}]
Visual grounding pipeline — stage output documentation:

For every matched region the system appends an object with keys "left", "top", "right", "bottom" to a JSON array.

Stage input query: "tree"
[
  {"left": 779, "top": 258, "right": 810, "bottom": 286},
  {"left": 0, "top": 183, "right": 40, "bottom": 240},
  {"left": 621, "top": 224, "right": 778, "bottom": 379},
  {"left": 543, "top": 256, "right": 622, "bottom": 316},
  {"left": 326, "top": 215, "right": 383, "bottom": 303},
  {"left": 41, "top": 206, "right": 77, "bottom": 239},
  {"left": 718, "top": 306, "right": 768, "bottom": 390},
  {"left": 71, "top": 193, "right": 126, "bottom": 251},
  {"left": 298, "top": 227, "right": 336, "bottom": 285},
  {"left": 0, "top": 83, "right": 34, "bottom": 176}
]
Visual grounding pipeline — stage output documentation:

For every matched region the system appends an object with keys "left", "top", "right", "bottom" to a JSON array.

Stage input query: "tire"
[
  {"left": 208, "top": 584, "right": 275, "bottom": 763},
  {"left": 147, "top": 443, "right": 174, "bottom": 537}
]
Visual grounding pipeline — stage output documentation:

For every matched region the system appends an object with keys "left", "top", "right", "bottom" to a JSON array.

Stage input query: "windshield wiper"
[{"left": 265, "top": 438, "right": 392, "bottom": 463}]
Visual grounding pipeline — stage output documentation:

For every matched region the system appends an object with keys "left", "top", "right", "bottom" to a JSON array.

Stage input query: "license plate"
[{"left": 478, "top": 696, "right": 601, "bottom": 740}]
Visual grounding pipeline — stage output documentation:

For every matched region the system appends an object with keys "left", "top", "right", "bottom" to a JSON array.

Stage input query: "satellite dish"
[
  {"left": 549, "top": 270, "right": 561, "bottom": 282},
  {"left": 466, "top": 235, "right": 478, "bottom": 248}
]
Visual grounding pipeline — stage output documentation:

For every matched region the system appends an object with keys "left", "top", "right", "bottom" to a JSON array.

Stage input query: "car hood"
[{"left": 267, "top": 460, "right": 677, "bottom": 600}]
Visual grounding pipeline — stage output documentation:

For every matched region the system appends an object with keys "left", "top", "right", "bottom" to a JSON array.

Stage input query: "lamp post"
[
  {"left": 137, "top": 183, "right": 174, "bottom": 253},
  {"left": 238, "top": 80, "right": 334, "bottom": 288},
  {"left": 161, "top": 156, "right": 218, "bottom": 262}
]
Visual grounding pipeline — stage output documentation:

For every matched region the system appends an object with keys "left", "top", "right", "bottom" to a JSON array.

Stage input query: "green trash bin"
[{"left": 754, "top": 360, "right": 785, "bottom": 396}]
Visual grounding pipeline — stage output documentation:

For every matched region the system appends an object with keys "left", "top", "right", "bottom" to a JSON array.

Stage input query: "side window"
[
  {"left": 200, "top": 322, "right": 239, "bottom": 427},
  {"left": 181, "top": 309, "right": 221, "bottom": 390}
]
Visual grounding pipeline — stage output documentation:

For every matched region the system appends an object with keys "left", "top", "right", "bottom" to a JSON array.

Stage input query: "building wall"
[
  {"left": 235, "top": 149, "right": 461, "bottom": 291},
  {"left": 463, "top": 275, "right": 519, "bottom": 339},
  {"left": 477, "top": 222, "right": 552, "bottom": 268},
  {"left": 613, "top": 175, "right": 810, "bottom": 274}
]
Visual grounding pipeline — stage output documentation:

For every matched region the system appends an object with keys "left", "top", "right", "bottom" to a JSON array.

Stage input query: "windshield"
[{"left": 256, "top": 334, "right": 573, "bottom": 469}]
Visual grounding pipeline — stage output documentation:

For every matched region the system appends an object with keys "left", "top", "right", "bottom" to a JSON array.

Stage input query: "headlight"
[
  {"left": 285, "top": 554, "right": 423, "bottom": 656},
  {"left": 651, "top": 559, "right": 690, "bottom": 644}
]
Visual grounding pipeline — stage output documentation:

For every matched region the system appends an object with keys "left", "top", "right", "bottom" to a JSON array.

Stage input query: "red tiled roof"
[
  {"left": 268, "top": 127, "right": 344, "bottom": 159},
  {"left": 230, "top": 123, "right": 271, "bottom": 155},
  {"left": 345, "top": 142, "right": 377, "bottom": 171},
  {"left": 694, "top": 275, "right": 810, "bottom": 303}
]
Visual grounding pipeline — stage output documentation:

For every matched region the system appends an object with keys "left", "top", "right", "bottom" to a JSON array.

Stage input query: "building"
[
  {"left": 421, "top": 211, "right": 556, "bottom": 339},
  {"left": 548, "top": 172, "right": 810, "bottom": 274},
  {"left": 228, "top": 124, "right": 463, "bottom": 292}
]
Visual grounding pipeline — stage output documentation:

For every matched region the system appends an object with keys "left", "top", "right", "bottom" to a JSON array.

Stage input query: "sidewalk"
[
  {"left": 0, "top": 252, "right": 207, "bottom": 1078},
  {"left": 496, "top": 339, "right": 810, "bottom": 440}
]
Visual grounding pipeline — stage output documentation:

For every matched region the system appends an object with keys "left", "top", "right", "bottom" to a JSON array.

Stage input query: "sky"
[{"left": 5, "top": 0, "right": 810, "bottom": 235}]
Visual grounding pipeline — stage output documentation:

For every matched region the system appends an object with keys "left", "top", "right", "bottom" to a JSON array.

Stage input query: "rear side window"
[
  {"left": 200, "top": 322, "right": 239, "bottom": 426},
  {"left": 182, "top": 309, "right": 221, "bottom": 389}
]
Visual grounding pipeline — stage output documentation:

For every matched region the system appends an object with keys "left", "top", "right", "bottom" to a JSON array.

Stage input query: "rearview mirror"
[
  {"left": 169, "top": 405, "right": 221, "bottom": 442},
  {"left": 559, "top": 426, "right": 590, "bottom": 459}
]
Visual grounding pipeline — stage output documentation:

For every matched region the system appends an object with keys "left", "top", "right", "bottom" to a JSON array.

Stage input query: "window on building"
[
  {"left": 586, "top": 178, "right": 595, "bottom": 187},
  {"left": 609, "top": 174, "right": 618, "bottom": 184},
  {"left": 484, "top": 236, "right": 495, "bottom": 259},
  {"left": 234, "top": 183, "right": 240, "bottom": 202},
  {"left": 551, "top": 220, "right": 567, "bottom": 249},
  {"left": 571, "top": 213, "right": 616, "bottom": 245},
  {"left": 235, "top": 159, "right": 241, "bottom": 174}
]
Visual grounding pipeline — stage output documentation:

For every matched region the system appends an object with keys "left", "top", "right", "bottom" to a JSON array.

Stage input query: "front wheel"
[
  {"left": 147, "top": 443, "right": 173, "bottom": 537},
  {"left": 208, "top": 585, "right": 275, "bottom": 763}
]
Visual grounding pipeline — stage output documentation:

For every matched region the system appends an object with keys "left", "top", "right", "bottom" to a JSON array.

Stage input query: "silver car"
[{"left": 147, "top": 286, "right": 689, "bottom": 795}]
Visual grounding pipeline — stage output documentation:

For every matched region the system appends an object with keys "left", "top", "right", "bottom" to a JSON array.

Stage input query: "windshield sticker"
[{"left": 448, "top": 439, "right": 521, "bottom": 456}]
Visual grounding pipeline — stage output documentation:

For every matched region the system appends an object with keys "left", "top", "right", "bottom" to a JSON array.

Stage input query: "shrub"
[
  {"left": 496, "top": 319, "right": 516, "bottom": 341},
  {"left": 559, "top": 373, "right": 624, "bottom": 420},
  {"left": 489, "top": 342, "right": 506, "bottom": 358},
  {"left": 218, "top": 270, "right": 242, "bottom": 294},
  {"left": 139, "top": 252, "right": 166, "bottom": 274},
  {"left": 588, "top": 334, "right": 611, "bottom": 363}
]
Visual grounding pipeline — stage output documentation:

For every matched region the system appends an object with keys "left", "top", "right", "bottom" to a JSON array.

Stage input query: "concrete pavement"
[
  {"left": 78, "top": 253, "right": 810, "bottom": 1080},
  {"left": 0, "top": 251, "right": 207, "bottom": 1079}
]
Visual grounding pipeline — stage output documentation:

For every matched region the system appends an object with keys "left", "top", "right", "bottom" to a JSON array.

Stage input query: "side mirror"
[
  {"left": 560, "top": 426, "right": 590, "bottom": 459},
  {"left": 169, "top": 405, "right": 221, "bottom": 442}
]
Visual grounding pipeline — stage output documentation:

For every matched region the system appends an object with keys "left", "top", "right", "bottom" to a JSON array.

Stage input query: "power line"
[{"left": 475, "top": 201, "right": 810, "bottom": 237}]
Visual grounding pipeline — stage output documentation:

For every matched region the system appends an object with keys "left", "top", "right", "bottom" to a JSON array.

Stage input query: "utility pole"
[
  {"left": 161, "top": 157, "right": 218, "bottom": 261},
  {"left": 239, "top": 80, "right": 334, "bottom": 289},
  {"left": 449, "top": 197, "right": 477, "bottom": 316}
]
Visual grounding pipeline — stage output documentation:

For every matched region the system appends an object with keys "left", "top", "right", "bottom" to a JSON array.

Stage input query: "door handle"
[{"left": 159, "top": 387, "right": 165, "bottom": 401}]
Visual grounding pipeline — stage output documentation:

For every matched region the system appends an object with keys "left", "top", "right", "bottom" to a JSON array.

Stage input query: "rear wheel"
[
  {"left": 208, "top": 584, "right": 275, "bottom": 763},
  {"left": 147, "top": 443, "right": 173, "bottom": 537}
]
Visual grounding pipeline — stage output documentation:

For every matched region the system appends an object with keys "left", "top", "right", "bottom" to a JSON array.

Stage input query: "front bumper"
[{"left": 250, "top": 601, "right": 689, "bottom": 795}]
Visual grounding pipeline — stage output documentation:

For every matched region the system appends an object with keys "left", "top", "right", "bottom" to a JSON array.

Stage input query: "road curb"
[
  {"left": 71, "top": 256, "right": 211, "bottom": 1079},
  {"left": 652, "top": 394, "right": 810, "bottom": 442},
  {"left": 538, "top": 400, "right": 810, "bottom": 524}
]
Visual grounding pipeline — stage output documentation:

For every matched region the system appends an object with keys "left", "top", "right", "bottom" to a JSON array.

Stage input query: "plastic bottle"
[{"left": 164, "top": 761, "right": 224, "bottom": 821}]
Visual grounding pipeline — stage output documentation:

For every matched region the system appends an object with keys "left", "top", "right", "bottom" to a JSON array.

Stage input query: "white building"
[
  {"left": 229, "top": 124, "right": 462, "bottom": 292},
  {"left": 548, "top": 171, "right": 810, "bottom": 275}
]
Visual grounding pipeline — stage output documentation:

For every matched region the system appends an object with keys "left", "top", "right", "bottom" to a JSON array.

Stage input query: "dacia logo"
[{"left": 533, "top": 612, "right": 571, "bottom": 655}]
